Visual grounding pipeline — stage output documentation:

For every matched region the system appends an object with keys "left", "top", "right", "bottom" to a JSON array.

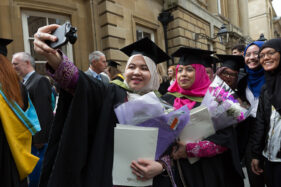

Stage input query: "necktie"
[{"left": 96, "top": 74, "right": 101, "bottom": 80}]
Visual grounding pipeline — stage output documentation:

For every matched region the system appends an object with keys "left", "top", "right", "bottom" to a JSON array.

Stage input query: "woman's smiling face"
[
  {"left": 219, "top": 67, "right": 238, "bottom": 89},
  {"left": 177, "top": 65, "right": 196, "bottom": 90},
  {"left": 124, "top": 55, "right": 151, "bottom": 91},
  {"left": 259, "top": 47, "right": 280, "bottom": 72},
  {"left": 244, "top": 45, "right": 260, "bottom": 69}
]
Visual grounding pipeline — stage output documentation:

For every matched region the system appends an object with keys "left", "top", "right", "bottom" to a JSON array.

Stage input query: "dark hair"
[{"left": 232, "top": 44, "right": 245, "bottom": 52}]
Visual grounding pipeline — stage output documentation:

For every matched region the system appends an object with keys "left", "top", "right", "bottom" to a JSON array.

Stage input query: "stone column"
[
  {"left": 0, "top": 0, "right": 14, "bottom": 59},
  {"left": 0, "top": 0, "right": 12, "bottom": 37},
  {"left": 227, "top": 0, "right": 239, "bottom": 27},
  {"left": 207, "top": 0, "right": 218, "bottom": 14},
  {"left": 238, "top": 0, "right": 249, "bottom": 36}
]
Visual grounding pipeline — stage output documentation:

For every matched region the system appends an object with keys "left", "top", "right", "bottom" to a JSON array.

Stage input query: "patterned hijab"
[{"left": 168, "top": 64, "right": 211, "bottom": 109}]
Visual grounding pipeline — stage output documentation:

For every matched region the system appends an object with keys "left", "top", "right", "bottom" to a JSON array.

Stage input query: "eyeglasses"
[
  {"left": 245, "top": 51, "right": 259, "bottom": 58},
  {"left": 259, "top": 51, "right": 278, "bottom": 60},
  {"left": 221, "top": 71, "right": 237, "bottom": 78}
]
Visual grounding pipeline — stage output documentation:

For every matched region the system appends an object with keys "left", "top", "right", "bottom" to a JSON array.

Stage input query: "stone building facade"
[
  {"left": 0, "top": 0, "right": 253, "bottom": 72},
  {"left": 274, "top": 16, "right": 281, "bottom": 38},
  {"left": 248, "top": 0, "right": 281, "bottom": 40},
  {"left": 165, "top": 0, "right": 249, "bottom": 56},
  {"left": 0, "top": 0, "right": 167, "bottom": 72}
]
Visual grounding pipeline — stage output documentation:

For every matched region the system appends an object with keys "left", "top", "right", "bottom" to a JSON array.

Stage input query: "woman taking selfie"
[{"left": 33, "top": 24, "right": 170, "bottom": 187}]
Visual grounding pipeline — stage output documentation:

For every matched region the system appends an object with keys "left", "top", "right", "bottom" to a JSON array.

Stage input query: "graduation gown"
[
  {"left": 161, "top": 94, "right": 244, "bottom": 187},
  {"left": 0, "top": 84, "right": 28, "bottom": 187},
  {"left": 158, "top": 77, "right": 170, "bottom": 95},
  {"left": 0, "top": 123, "right": 28, "bottom": 187},
  {"left": 39, "top": 72, "right": 127, "bottom": 187}
]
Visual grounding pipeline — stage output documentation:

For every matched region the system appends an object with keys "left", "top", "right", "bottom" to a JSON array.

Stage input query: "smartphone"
[{"left": 47, "top": 22, "right": 77, "bottom": 49}]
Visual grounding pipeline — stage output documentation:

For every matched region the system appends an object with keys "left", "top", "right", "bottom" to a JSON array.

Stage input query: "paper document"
[
  {"left": 179, "top": 106, "right": 215, "bottom": 164},
  {"left": 179, "top": 106, "right": 215, "bottom": 142},
  {"left": 112, "top": 124, "right": 158, "bottom": 186}
]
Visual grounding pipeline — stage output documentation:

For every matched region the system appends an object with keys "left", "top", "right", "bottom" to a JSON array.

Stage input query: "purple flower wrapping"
[
  {"left": 114, "top": 92, "right": 165, "bottom": 125},
  {"left": 136, "top": 105, "right": 190, "bottom": 159}
]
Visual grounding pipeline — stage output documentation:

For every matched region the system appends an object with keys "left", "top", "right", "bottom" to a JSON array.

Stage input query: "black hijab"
[{"left": 260, "top": 38, "right": 281, "bottom": 114}]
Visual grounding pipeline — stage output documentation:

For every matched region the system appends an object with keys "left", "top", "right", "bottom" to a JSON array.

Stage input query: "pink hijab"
[{"left": 168, "top": 64, "right": 211, "bottom": 109}]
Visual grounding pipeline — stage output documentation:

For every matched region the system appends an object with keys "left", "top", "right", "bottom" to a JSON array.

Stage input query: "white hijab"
[{"left": 124, "top": 54, "right": 160, "bottom": 94}]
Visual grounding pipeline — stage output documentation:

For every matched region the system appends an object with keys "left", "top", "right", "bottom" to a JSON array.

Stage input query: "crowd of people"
[{"left": 0, "top": 23, "right": 281, "bottom": 187}]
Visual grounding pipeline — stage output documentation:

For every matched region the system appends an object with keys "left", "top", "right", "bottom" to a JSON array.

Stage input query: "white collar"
[{"left": 23, "top": 71, "right": 35, "bottom": 84}]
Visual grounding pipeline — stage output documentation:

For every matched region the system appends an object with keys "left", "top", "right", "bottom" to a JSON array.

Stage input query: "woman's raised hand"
[{"left": 34, "top": 24, "right": 62, "bottom": 70}]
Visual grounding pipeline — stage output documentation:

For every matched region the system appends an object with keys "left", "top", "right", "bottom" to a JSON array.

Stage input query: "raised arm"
[{"left": 34, "top": 25, "right": 79, "bottom": 93}]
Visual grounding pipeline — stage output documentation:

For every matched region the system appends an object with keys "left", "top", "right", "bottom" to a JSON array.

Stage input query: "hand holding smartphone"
[{"left": 46, "top": 22, "right": 77, "bottom": 49}]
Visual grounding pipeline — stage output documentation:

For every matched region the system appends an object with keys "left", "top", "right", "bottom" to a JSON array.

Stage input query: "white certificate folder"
[
  {"left": 179, "top": 105, "right": 215, "bottom": 142},
  {"left": 179, "top": 106, "right": 215, "bottom": 164},
  {"left": 112, "top": 124, "right": 158, "bottom": 186}
]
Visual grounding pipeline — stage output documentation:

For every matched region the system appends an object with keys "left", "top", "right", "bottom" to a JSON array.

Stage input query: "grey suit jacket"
[{"left": 84, "top": 69, "right": 110, "bottom": 84}]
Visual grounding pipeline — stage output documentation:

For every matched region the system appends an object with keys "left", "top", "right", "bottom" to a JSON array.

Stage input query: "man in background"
[
  {"left": 85, "top": 51, "right": 109, "bottom": 84},
  {"left": 232, "top": 44, "right": 245, "bottom": 56}
]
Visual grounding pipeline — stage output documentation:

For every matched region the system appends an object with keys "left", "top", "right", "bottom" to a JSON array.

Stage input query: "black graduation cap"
[
  {"left": 216, "top": 54, "right": 244, "bottom": 71},
  {"left": 171, "top": 47, "right": 215, "bottom": 66},
  {"left": 120, "top": 37, "right": 170, "bottom": 64},
  {"left": 203, "top": 55, "right": 219, "bottom": 68},
  {"left": 107, "top": 60, "right": 121, "bottom": 68},
  {"left": 0, "top": 38, "right": 13, "bottom": 56}
]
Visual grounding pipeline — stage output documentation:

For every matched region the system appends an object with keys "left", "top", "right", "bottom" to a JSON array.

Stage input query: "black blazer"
[{"left": 25, "top": 72, "right": 54, "bottom": 144}]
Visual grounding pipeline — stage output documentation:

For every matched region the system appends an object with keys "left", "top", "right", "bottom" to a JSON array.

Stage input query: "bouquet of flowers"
[
  {"left": 201, "top": 76, "right": 250, "bottom": 131},
  {"left": 114, "top": 92, "right": 190, "bottom": 159},
  {"left": 114, "top": 92, "right": 166, "bottom": 125}
]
